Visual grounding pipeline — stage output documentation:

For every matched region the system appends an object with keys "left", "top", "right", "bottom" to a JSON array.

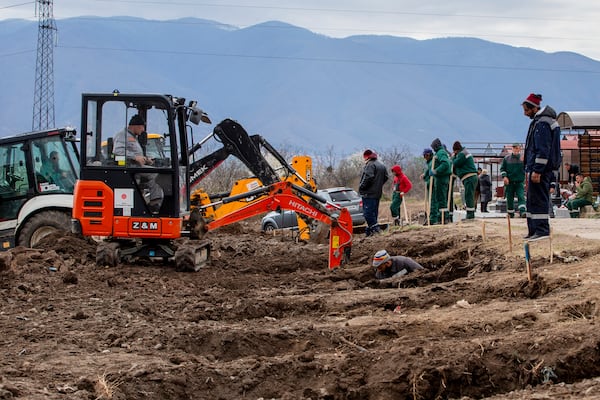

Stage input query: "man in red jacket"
[{"left": 390, "top": 165, "right": 412, "bottom": 226}]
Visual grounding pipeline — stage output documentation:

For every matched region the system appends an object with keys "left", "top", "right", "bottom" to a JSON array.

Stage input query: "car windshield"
[{"left": 328, "top": 189, "right": 359, "bottom": 202}]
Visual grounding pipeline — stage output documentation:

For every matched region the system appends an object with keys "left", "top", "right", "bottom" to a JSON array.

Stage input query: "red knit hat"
[
  {"left": 523, "top": 93, "right": 542, "bottom": 108},
  {"left": 391, "top": 165, "right": 402, "bottom": 174},
  {"left": 363, "top": 149, "right": 377, "bottom": 160}
]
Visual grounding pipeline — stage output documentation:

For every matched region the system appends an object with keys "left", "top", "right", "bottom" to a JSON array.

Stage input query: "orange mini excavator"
[{"left": 72, "top": 92, "right": 352, "bottom": 271}]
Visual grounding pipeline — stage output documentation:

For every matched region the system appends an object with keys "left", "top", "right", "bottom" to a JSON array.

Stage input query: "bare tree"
[
  {"left": 197, "top": 157, "right": 249, "bottom": 195},
  {"left": 313, "top": 145, "right": 341, "bottom": 188},
  {"left": 335, "top": 156, "right": 363, "bottom": 188},
  {"left": 313, "top": 148, "right": 363, "bottom": 190},
  {"left": 193, "top": 138, "right": 428, "bottom": 209},
  {"left": 377, "top": 144, "right": 412, "bottom": 168}
]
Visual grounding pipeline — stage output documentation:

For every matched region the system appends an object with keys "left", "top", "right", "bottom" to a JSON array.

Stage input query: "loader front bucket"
[{"left": 328, "top": 208, "right": 353, "bottom": 270}]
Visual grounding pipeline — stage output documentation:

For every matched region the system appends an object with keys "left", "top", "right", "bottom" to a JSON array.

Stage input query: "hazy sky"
[{"left": 3, "top": 0, "right": 600, "bottom": 61}]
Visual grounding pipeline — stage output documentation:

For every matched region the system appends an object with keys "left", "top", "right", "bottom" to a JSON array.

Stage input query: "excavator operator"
[{"left": 112, "top": 114, "right": 164, "bottom": 214}]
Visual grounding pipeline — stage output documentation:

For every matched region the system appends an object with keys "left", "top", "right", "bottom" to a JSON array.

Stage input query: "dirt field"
[{"left": 1, "top": 206, "right": 600, "bottom": 400}]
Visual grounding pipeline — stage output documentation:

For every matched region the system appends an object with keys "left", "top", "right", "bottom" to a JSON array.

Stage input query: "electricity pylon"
[{"left": 32, "top": 0, "right": 57, "bottom": 131}]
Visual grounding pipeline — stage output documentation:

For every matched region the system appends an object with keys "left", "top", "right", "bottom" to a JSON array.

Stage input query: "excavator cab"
[
  {"left": 73, "top": 92, "right": 211, "bottom": 268},
  {"left": 75, "top": 93, "right": 195, "bottom": 219}
]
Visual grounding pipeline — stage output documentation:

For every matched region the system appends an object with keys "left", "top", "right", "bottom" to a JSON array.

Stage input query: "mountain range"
[{"left": 2, "top": 17, "right": 600, "bottom": 156}]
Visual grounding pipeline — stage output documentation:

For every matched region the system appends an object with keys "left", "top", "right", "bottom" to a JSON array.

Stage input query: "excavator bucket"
[{"left": 328, "top": 208, "right": 353, "bottom": 270}]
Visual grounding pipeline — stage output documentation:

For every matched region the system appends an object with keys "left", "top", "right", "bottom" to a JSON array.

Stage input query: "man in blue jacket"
[{"left": 522, "top": 93, "right": 561, "bottom": 241}]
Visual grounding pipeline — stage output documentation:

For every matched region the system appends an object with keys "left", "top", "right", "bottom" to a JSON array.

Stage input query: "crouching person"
[
  {"left": 372, "top": 250, "right": 425, "bottom": 280},
  {"left": 566, "top": 173, "right": 594, "bottom": 218}
]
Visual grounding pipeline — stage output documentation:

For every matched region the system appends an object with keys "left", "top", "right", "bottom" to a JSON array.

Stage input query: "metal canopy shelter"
[{"left": 557, "top": 111, "right": 600, "bottom": 130}]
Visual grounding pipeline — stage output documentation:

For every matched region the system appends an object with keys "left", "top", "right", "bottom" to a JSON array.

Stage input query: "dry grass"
[{"left": 94, "top": 373, "right": 121, "bottom": 400}]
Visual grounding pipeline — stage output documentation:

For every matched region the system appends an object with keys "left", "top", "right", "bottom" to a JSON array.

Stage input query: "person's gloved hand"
[{"left": 429, "top": 169, "right": 436, "bottom": 176}]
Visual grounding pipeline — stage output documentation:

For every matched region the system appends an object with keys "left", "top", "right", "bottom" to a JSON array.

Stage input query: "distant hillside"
[{"left": 2, "top": 17, "right": 600, "bottom": 155}]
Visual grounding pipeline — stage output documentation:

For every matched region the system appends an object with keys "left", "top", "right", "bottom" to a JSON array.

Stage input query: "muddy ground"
[{"left": 1, "top": 208, "right": 600, "bottom": 400}]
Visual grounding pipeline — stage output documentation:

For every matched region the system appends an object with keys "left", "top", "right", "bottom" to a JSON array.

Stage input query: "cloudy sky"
[{"left": 3, "top": 0, "right": 600, "bottom": 61}]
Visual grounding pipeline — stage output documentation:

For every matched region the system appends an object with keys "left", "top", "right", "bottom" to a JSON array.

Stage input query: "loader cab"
[
  {"left": 0, "top": 128, "right": 79, "bottom": 249},
  {"left": 0, "top": 129, "right": 79, "bottom": 217}
]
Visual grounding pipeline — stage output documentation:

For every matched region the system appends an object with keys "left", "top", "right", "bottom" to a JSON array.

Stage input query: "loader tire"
[{"left": 17, "top": 210, "right": 71, "bottom": 248}]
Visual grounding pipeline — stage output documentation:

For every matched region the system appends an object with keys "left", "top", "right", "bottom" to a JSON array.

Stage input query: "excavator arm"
[
  {"left": 187, "top": 118, "right": 317, "bottom": 240},
  {"left": 189, "top": 119, "right": 282, "bottom": 188},
  {"left": 198, "top": 181, "right": 352, "bottom": 269}
]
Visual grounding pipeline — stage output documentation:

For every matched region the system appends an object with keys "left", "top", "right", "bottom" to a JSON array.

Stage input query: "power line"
[
  {"left": 0, "top": 49, "right": 35, "bottom": 57},
  {"left": 55, "top": 44, "right": 600, "bottom": 74},
  {"left": 0, "top": 1, "right": 35, "bottom": 9}
]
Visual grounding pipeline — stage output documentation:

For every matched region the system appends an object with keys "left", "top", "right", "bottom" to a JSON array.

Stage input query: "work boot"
[
  {"left": 393, "top": 217, "right": 400, "bottom": 226},
  {"left": 570, "top": 211, "right": 580, "bottom": 218}
]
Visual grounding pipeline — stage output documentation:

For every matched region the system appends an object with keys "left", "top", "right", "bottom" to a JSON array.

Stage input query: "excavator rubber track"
[
  {"left": 96, "top": 241, "right": 121, "bottom": 267},
  {"left": 174, "top": 239, "right": 211, "bottom": 272}
]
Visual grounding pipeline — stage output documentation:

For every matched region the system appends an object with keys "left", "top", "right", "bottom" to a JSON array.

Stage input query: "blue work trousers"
[
  {"left": 362, "top": 197, "right": 381, "bottom": 235},
  {"left": 526, "top": 170, "right": 552, "bottom": 236}
]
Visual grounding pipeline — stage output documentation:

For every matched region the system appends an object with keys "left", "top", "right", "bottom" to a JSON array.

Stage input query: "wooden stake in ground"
[
  {"left": 427, "top": 173, "right": 434, "bottom": 227},
  {"left": 524, "top": 241, "right": 532, "bottom": 282},
  {"left": 481, "top": 219, "right": 486, "bottom": 242},
  {"left": 424, "top": 183, "right": 429, "bottom": 224},
  {"left": 549, "top": 227, "right": 553, "bottom": 264},
  {"left": 445, "top": 175, "right": 455, "bottom": 224},
  {"left": 427, "top": 155, "right": 437, "bottom": 227},
  {"left": 402, "top": 198, "right": 409, "bottom": 225},
  {"left": 506, "top": 214, "right": 513, "bottom": 253}
]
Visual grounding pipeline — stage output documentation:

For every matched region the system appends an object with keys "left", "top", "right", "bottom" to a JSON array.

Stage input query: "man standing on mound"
[{"left": 521, "top": 93, "right": 561, "bottom": 241}]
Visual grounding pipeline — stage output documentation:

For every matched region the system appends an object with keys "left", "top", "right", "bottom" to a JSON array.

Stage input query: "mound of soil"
[{"left": 1, "top": 217, "right": 599, "bottom": 399}]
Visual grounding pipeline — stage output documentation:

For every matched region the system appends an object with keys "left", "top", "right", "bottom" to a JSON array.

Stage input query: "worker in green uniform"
[
  {"left": 451, "top": 141, "right": 478, "bottom": 219},
  {"left": 429, "top": 138, "right": 452, "bottom": 224},
  {"left": 566, "top": 173, "right": 594, "bottom": 217},
  {"left": 500, "top": 143, "right": 526, "bottom": 218}
]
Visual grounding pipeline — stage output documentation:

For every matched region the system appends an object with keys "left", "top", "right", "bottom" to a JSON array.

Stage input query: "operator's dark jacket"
[{"left": 359, "top": 159, "right": 389, "bottom": 198}]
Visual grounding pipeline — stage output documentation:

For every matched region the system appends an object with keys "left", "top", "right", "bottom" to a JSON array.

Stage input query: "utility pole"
[{"left": 32, "top": 0, "right": 57, "bottom": 131}]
